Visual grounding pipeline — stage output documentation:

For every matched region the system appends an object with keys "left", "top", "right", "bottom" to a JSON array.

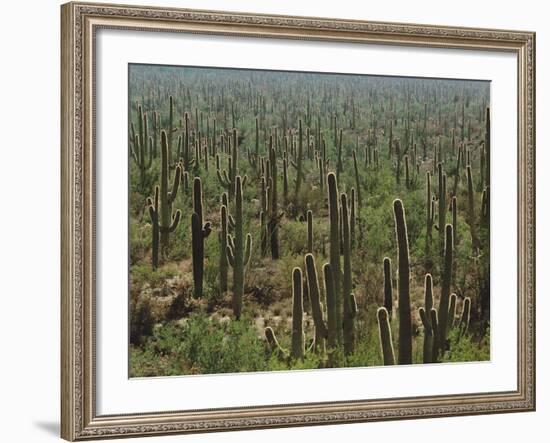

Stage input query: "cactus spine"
[
  {"left": 377, "top": 307, "right": 396, "bottom": 365},
  {"left": 191, "top": 177, "right": 212, "bottom": 298},
  {"left": 291, "top": 267, "right": 305, "bottom": 359},
  {"left": 226, "top": 176, "right": 252, "bottom": 319},
  {"left": 393, "top": 199, "right": 412, "bottom": 364}
]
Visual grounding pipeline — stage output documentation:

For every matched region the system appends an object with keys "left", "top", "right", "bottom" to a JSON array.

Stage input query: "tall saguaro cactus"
[
  {"left": 292, "top": 119, "right": 304, "bottom": 198},
  {"left": 327, "top": 173, "right": 342, "bottom": 344},
  {"left": 156, "top": 130, "right": 182, "bottom": 251},
  {"left": 130, "top": 105, "right": 153, "bottom": 189},
  {"left": 393, "top": 199, "right": 412, "bottom": 364},
  {"left": 341, "top": 192, "right": 356, "bottom": 355},
  {"left": 291, "top": 267, "right": 305, "bottom": 360},
  {"left": 437, "top": 224, "right": 454, "bottom": 351},
  {"left": 227, "top": 176, "right": 252, "bottom": 319},
  {"left": 191, "top": 177, "right": 212, "bottom": 298},
  {"left": 219, "top": 204, "right": 229, "bottom": 293}
]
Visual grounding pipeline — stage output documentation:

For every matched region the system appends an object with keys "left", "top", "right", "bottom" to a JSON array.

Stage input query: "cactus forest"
[{"left": 129, "top": 64, "right": 490, "bottom": 377}]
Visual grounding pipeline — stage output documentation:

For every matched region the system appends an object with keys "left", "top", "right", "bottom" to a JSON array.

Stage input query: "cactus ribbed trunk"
[
  {"left": 219, "top": 204, "right": 229, "bottom": 293},
  {"left": 341, "top": 192, "right": 355, "bottom": 355},
  {"left": 393, "top": 199, "right": 412, "bottom": 364},
  {"left": 191, "top": 177, "right": 211, "bottom": 298},
  {"left": 327, "top": 173, "right": 342, "bottom": 344},
  {"left": 158, "top": 130, "right": 181, "bottom": 251},
  {"left": 291, "top": 267, "right": 305, "bottom": 360},
  {"left": 305, "top": 254, "right": 328, "bottom": 353},
  {"left": 307, "top": 210, "right": 313, "bottom": 253},
  {"left": 227, "top": 176, "right": 252, "bottom": 319},
  {"left": 377, "top": 307, "right": 396, "bottom": 365},
  {"left": 352, "top": 150, "right": 362, "bottom": 207},
  {"left": 437, "top": 224, "right": 454, "bottom": 351},
  {"left": 383, "top": 257, "right": 393, "bottom": 319}
]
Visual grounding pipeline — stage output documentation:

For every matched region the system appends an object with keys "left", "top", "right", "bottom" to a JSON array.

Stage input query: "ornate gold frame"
[{"left": 61, "top": 2, "right": 536, "bottom": 440}]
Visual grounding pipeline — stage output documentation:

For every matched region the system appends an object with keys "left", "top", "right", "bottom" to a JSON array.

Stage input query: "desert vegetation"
[{"left": 128, "top": 65, "right": 490, "bottom": 377}]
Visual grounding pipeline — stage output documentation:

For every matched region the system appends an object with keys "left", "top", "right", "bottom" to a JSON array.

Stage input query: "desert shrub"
[
  {"left": 130, "top": 293, "right": 154, "bottom": 345},
  {"left": 441, "top": 327, "right": 490, "bottom": 363}
]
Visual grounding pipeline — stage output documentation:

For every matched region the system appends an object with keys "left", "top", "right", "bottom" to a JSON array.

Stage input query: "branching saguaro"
[{"left": 227, "top": 176, "right": 252, "bottom": 319}]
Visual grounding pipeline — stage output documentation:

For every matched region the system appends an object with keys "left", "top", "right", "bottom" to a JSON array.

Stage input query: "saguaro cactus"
[
  {"left": 268, "top": 137, "right": 280, "bottom": 259},
  {"left": 341, "top": 192, "right": 356, "bottom": 355},
  {"left": 217, "top": 128, "right": 240, "bottom": 201},
  {"left": 425, "top": 171, "right": 433, "bottom": 254},
  {"left": 227, "top": 176, "right": 252, "bottom": 319},
  {"left": 146, "top": 186, "right": 160, "bottom": 269},
  {"left": 393, "top": 199, "right": 412, "bottom": 364},
  {"left": 292, "top": 119, "right": 304, "bottom": 198},
  {"left": 155, "top": 130, "right": 182, "bottom": 251},
  {"left": 181, "top": 112, "right": 194, "bottom": 172},
  {"left": 352, "top": 150, "right": 362, "bottom": 207},
  {"left": 219, "top": 204, "right": 229, "bottom": 293},
  {"left": 327, "top": 173, "right": 342, "bottom": 343},
  {"left": 466, "top": 165, "right": 480, "bottom": 252},
  {"left": 383, "top": 257, "right": 393, "bottom": 318},
  {"left": 377, "top": 307, "right": 396, "bottom": 365},
  {"left": 291, "top": 267, "right": 305, "bottom": 359},
  {"left": 191, "top": 177, "right": 212, "bottom": 298},
  {"left": 307, "top": 210, "right": 313, "bottom": 253},
  {"left": 438, "top": 163, "right": 446, "bottom": 256},
  {"left": 305, "top": 254, "right": 328, "bottom": 353},
  {"left": 418, "top": 274, "right": 434, "bottom": 363},
  {"left": 437, "top": 224, "right": 454, "bottom": 350},
  {"left": 130, "top": 105, "right": 153, "bottom": 189},
  {"left": 459, "top": 297, "right": 471, "bottom": 336},
  {"left": 323, "top": 263, "right": 338, "bottom": 350}
]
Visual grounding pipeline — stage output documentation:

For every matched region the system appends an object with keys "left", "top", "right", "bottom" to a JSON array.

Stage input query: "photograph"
[{"left": 128, "top": 64, "right": 491, "bottom": 377}]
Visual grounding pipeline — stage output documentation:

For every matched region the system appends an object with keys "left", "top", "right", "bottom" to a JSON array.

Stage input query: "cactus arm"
[
  {"left": 168, "top": 210, "right": 181, "bottom": 233},
  {"left": 168, "top": 165, "right": 181, "bottom": 205},
  {"left": 244, "top": 233, "right": 252, "bottom": 266},
  {"left": 226, "top": 243, "right": 235, "bottom": 267}
]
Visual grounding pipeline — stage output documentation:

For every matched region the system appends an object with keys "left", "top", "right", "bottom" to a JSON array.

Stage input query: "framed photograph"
[{"left": 61, "top": 2, "right": 536, "bottom": 440}]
